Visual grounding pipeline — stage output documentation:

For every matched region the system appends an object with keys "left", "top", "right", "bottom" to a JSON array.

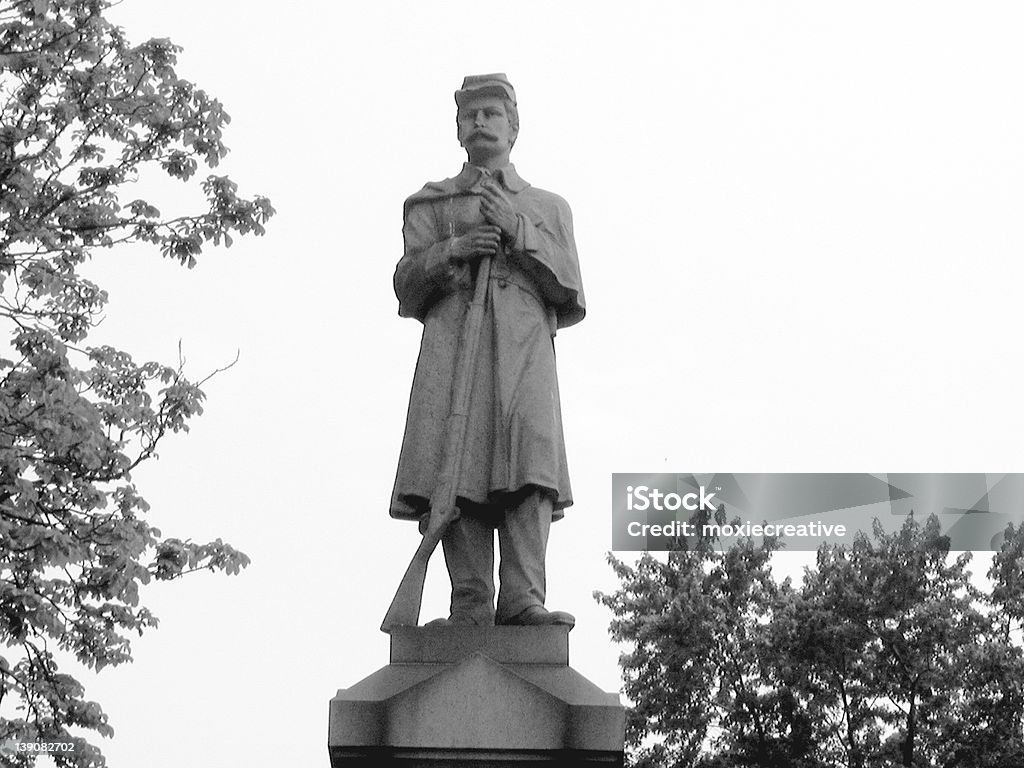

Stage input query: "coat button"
[{"left": 499, "top": 280, "right": 508, "bottom": 288}]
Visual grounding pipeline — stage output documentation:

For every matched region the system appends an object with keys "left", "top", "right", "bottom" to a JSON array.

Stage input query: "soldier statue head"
[{"left": 455, "top": 73, "right": 519, "bottom": 166}]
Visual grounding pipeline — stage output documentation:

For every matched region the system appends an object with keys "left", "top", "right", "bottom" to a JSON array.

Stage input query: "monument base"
[{"left": 328, "top": 626, "right": 624, "bottom": 767}]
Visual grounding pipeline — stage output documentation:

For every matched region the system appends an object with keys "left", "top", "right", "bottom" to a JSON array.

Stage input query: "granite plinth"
[{"left": 328, "top": 626, "right": 624, "bottom": 767}]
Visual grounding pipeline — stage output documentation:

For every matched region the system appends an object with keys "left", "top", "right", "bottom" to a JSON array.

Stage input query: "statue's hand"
[
  {"left": 449, "top": 225, "right": 501, "bottom": 263},
  {"left": 480, "top": 181, "right": 518, "bottom": 238}
]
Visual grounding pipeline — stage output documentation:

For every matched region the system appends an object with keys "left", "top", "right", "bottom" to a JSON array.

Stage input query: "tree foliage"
[
  {"left": 1, "top": 1, "right": 273, "bottom": 764},
  {"left": 597, "top": 516, "right": 1024, "bottom": 768}
]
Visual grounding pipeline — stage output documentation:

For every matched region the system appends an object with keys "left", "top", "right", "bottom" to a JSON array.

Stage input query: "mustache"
[{"left": 467, "top": 129, "right": 498, "bottom": 141}]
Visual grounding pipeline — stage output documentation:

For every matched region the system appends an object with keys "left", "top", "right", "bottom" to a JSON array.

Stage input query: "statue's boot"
[{"left": 501, "top": 605, "right": 575, "bottom": 627}]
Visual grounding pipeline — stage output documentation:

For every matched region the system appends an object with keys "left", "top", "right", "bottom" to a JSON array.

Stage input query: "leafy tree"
[
  {"left": 1, "top": 1, "right": 273, "bottom": 765},
  {"left": 597, "top": 516, "right": 1024, "bottom": 768},
  {"left": 787, "top": 518, "right": 988, "bottom": 768},
  {"left": 940, "top": 521, "right": 1024, "bottom": 768},
  {"left": 596, "top": 512, "right": 810, "bottom": 768}
]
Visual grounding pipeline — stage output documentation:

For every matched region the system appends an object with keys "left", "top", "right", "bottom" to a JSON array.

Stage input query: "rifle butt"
[{"left": 380, "top": 531, "right": 442, "bottom": 633}]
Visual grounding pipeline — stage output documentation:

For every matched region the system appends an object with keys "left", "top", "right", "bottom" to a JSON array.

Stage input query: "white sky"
[{"left": 21, "top": 1, "right": 1024, "bottom": 765}]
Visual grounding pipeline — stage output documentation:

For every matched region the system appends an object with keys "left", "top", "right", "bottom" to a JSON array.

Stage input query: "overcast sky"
[{"left": 24, "top": 1, "right": 1024, "bottom": 766}]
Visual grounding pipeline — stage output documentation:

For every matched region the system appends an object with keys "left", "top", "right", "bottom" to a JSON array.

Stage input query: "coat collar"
[
  {"left": 418, "top": 163, "right": 530, "bottom": 196},
  {"left": 452, "top": 163, "right": 530, "bottom": 193},
  {"left": 405, "top": 163, "right": 532, "bottom": 212}
]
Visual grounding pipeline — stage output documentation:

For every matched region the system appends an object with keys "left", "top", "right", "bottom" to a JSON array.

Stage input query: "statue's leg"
[
  {"left": 441, "top": 510, "right": 496, "bottom": 625},
  {"left": 494, "top": 487, "right": 552, "bottom": 624}
]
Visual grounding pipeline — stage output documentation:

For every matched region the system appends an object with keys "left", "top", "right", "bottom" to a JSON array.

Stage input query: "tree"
[
  {"left": 1, "top": 1, "right": 274, "bottom": 765},
  {"left": 595, "top": 521, "right": 816, "bottom": 768},
  {"left": 596, "top": 516, "right": 1024, "bottom": 768}
]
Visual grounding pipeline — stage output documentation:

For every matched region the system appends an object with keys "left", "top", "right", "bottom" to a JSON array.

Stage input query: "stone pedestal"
[{"left": 328, "top": 626, "right": 624, "bottom": 767}]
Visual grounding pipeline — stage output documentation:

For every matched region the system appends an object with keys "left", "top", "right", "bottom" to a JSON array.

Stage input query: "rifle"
[{"left": 381, "top": 246, "right": 493, "bottom": 633}]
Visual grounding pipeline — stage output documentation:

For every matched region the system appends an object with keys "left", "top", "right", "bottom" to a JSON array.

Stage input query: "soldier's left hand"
[{"left": 480, "top": 181, "right": 518, "bottom": 238}]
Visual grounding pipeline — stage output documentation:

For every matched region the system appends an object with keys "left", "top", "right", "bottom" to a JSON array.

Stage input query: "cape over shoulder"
[{"left": 402, "top": 166, "right": 535, "bottom": 214}]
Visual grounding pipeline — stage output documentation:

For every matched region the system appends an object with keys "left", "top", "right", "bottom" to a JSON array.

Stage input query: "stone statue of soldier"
[{"left": 390, "top": 74, "right": 585, "bottom": 627}]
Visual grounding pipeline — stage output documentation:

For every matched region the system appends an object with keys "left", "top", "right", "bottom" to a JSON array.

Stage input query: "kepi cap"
[{"left": 455, "top": 73, "right": 516, "bottom": 107}]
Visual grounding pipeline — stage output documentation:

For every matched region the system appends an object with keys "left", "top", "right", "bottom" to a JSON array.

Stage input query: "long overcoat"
[{"left": 390, "top": 164, "right": 584, "bottom": 522}]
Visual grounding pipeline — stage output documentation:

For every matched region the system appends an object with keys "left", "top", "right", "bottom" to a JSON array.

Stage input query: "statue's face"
[{"left": 457, "top": 95, "right": 515, "bottom": 161}]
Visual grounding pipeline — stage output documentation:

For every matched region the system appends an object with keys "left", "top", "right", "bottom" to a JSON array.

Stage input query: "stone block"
[{"left": 328, "top": 626, "right": 624, "bottom": 766}]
